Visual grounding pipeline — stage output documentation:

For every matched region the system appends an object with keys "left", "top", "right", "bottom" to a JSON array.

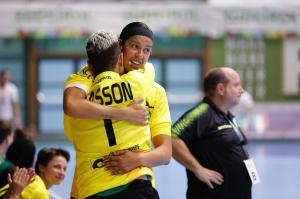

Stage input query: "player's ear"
[
  {"left": 118, "top": 39, "right": 124, "bottom": 52},
  {"left": 118, "top": 53, "right": 124, "bottom": 75}
]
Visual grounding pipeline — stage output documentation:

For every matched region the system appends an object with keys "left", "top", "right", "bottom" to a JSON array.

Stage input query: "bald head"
[
  {"left": 204, "top": 67, "right": 241, "bottom": 96},
  {"left": 221, "top": 67, "right": 240, "bottom": 78},
  {"left": 204, "top": 67, "right": 244, "bottom": 110}
]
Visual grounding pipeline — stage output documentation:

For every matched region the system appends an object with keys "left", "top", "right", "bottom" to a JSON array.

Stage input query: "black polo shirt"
[{"left": 172, "top": 97, "right": 251, "bottom": 199}]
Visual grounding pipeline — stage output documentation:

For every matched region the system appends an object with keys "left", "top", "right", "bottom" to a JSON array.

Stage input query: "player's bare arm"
[
  {"left": 103, "top": 134, "right": 171, "bottom": 174},
  {"left": 63, "top": 87, "right": 148, "bottom": 125}
]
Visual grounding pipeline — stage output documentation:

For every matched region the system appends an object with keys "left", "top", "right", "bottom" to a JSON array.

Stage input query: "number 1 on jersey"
[{"left": 104, "top": 119, "right": 117, "bottom": 146}]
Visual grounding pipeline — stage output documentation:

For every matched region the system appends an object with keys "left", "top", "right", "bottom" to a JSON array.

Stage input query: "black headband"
[{"left": 120, "top": 26, "right": 153, "bottom": 42}]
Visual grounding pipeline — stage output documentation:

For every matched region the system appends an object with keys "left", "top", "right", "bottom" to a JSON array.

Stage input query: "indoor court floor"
[{"left": 36, "top": 140, "right": 300, "bottom": 199}]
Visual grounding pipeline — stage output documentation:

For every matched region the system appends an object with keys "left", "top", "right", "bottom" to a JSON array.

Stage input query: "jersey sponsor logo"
[
  {"left": 126, "top": 144, "right": 140, "bottom": 151},
  {"left": 146, "top": 101, "right": 154, "bottom": 109},
  {"left": 92, "top": 158, "right": 104, "bottom": 169},
  {"left": 78, "top": 67, "right": 93, "bottom": 80},
  {"left": 91, "top": 144, "right": 141, "bottom": 169},
  {"left": 88, "top": 82, "right": 133, "bottom": 105},
  {"left": 217, "top": 124, "right": 232, "bottom": 130},
  {"left": 96, "top": 76, "right": 112, "bottom": 83}
]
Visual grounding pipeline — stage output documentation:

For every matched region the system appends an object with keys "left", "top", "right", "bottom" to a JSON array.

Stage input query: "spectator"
[
  {"left": 0, "top": 121, "right": 15, "bottom": 189},
  {"left": 20, "top": 147, "right": 70, "bottom": 199},
  {"left": 0, "top": 69, "right": 21, "bottom": 129},
  {"left": 6, "top": 129, "right": 36, "bottom": 168}
]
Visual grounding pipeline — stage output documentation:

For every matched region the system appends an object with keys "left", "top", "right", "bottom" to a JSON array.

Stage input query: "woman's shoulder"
[{"left": 21, "top": 175, "right": 49, "bottom": 199}]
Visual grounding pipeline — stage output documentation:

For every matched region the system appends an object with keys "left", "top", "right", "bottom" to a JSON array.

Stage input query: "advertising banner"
[
  {"left": 0, "top": 2, "right": 221, "bottom": 37},
  {"left": 1, "top": 2, "right": 300, "bottom": 38}
]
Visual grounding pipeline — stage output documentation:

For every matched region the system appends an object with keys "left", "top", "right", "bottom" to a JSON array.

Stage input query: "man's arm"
[
  {"left": 172, "top": 137, "right": 224, "bottom": 189},
  {"left": 63, "top": 87, "right": 148, "bottom": 125}
]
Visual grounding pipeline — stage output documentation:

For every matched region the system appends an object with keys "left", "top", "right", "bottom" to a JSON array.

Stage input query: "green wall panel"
[
  {"left": 37, "top": 38, "right": 86, "bottom": 54},
  {"left": 0, "top": 39, "right": 24, "bottom": 58},
  {"left": 265, "top": 39, "right": 283, "bottom": 100},
  {"left": 153, "top": 36, "right": 204, "bottom": 52},
  {"left": 210, "top": 38, "right": 224, "bottom": 67}
]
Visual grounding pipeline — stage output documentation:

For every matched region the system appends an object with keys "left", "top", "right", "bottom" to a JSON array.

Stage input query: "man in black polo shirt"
[{"left": 172, "top": 67, "right": 252, "bottom": 199}]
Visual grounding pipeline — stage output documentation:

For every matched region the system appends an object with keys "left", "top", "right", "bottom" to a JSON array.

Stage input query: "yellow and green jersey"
[
  {"left": 64, "top": 63, "right": 171, "bottom": 141},
  {"left": 64, "top": 65, "right": 94, "bottom": 94},
  {"left": 146, "top": 82, "right": 171, "bottom": 138},
  {"left": 67, "top": 64, "right": 155, "bottom": 198},
  {"left": 63, "top": 63, "right": 172, "bottom": 198},
  {"left": 64, "top": 65, "right": 93, "bottom": 141}
]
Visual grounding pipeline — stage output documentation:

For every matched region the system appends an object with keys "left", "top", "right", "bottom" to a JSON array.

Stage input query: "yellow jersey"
[
  {"left": 147, "top": 82, "right": 171, "bottom": 137},
  {"left": 0, "top": 184, "right": 9, "bottom": 198},
  {"left": 0, "top": 176, "right": 49, "bottom": 199},
  {"left": 64, "top": 63, "right": 171, "bottom": 198},
  {"left": 64, "top": 64, "right": 171, "bottom": 140},
  {"left": 21, "top": 175, "right": 50, "bottom": 199},
  {"left": 67, "top": 64, "right": 155, "bottom": 198},
  {"left": 64, "top": 65, "right": 94, "bottom": 141}
]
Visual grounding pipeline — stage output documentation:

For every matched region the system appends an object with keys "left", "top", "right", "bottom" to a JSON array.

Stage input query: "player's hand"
[
  {"left": 103, "top": 150, "right": 142, "bottom": 175},
  {"left": 125, "top": 98, "right": 148, "bottom": 125},
  {"left": 194, "top": 167, "right": 224, "bottom": 189}
]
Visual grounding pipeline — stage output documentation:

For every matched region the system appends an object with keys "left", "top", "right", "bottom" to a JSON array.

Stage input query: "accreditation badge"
[{"left": 243, "top": 158, "right": 261, "bottom": 184}]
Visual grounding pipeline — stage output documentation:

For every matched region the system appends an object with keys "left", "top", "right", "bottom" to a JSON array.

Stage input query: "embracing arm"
[
  {"left": 103, "top": 134, "right": 171, "bottom": 174},
  {"left": 172, "top": 137, "right": 224, "bottom": 189},
  {"left": 141, "top": 134, "right": 171, "bottom": 167},
  {"left": 63, "top": 87, "right": 148, "bottom": 125}
]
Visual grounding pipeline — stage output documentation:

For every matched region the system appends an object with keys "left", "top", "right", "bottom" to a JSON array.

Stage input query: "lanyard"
[
  {"left": 227, "top": 117, "right": 250, "bottom": 158},
  {"left": 228, "top": 118, "right": 245, "bottom": 144}
]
